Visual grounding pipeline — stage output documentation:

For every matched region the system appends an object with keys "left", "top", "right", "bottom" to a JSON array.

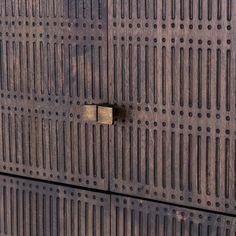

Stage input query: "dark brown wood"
[
  {"left": 0, "top": 0, "right": 109, "bottom": 190},
  {"left": 0, "top": 174, "right": 110, "bottom": 235},
  {"left": 111, "top": 195, "right": 236, "bottom": 236},
  {"left": 0, "top": 1, "right": 236, "bottom": 234},
  {"left": 108, "top": 0, "right": 236, "bottom": 215}
]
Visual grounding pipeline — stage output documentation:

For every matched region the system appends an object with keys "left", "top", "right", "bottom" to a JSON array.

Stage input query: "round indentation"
[
  {"left": 198, "top": 24, "right": 202, "bottom": 30},
  {"left": 198, "top": 39, "right": 203, "bottom": 45}
]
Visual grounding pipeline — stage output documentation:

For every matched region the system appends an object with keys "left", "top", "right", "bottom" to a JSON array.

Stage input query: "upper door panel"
[
  {"left": 108, "top": 0, "right": 236, "bottom": 214},
  {"left": 0, "top": 1, "right": 109, "bottom": 190}
]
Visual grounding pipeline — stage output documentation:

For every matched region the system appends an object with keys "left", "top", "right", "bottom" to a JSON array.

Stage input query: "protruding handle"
[{"left": 82, "top": 105, "right": 114, "bottom": 125}]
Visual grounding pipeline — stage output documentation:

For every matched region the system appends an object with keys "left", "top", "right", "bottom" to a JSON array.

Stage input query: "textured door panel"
[
  {"left": 0, "top": 174, "right": 110, "bottom": 236},
  {"left": 111, "top": 195, "right": 236, "bottom": 236},
  {"left": 108, "top": 0, "right": 236, "bottom": 214},
  {"left": 0, "top": 1, "right": 109, "bottom": 190}
]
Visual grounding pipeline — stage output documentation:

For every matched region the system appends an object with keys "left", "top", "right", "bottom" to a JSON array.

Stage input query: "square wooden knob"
[
  {"left": 82, "top": 105, "right": 97, "bottom": 122},
  {"left": 97, "top": 106, "right": 114, "bottom": 125}
]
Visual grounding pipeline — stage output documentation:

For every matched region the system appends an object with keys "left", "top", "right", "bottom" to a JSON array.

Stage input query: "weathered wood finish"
[
  {"left": 0, "top": 174, "right": 110, "bottom": 236},
  {"left": 0, "top": 0, "right": 235, "bottom": 234},
  {"left": 111, "top": 195, "right": 236, "bottom": 236},
  {"left": 0, "top": 1, "right": 109, "bottom": 190},
  {"left": 109, "top": 0, "right": 236, "bottom": 214}
]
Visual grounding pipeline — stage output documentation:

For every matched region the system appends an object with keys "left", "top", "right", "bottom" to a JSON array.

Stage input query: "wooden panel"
[
  {"left": 111, "top": 195, "right": 236, "bottom": 236},
  {"left": 0, "top": 174, "right": 110, "bottom": 236},
  {"left": 0, "top": 1, "right": 109, "bottom": 190},
  {"left": 108, "top": 1, "right": 236, "bottom": 214}
]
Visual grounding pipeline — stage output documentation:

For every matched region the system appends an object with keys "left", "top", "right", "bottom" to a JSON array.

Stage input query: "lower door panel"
[
  {"left": 0, "top": 175, "right": 110, "bottom": 236},
  {"left": 111, "top": 195, "right": 236, "bottom": 236},
  {"left": 0, "top": 174, "right": 235, "bottom": 236}
]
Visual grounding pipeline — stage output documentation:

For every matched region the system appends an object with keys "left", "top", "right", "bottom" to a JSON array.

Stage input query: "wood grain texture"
[
  {"left": 108, "top": 0, "right": 236, "bottom": 215},
  {"left": 0, "top": 174, "right": 110, "bottom": 236},
  {"left": 111, "top": 195, "right": 236, "bottom": 236},
  {"left": 0, "top": 0, "right": 109, "bottom": 190}
]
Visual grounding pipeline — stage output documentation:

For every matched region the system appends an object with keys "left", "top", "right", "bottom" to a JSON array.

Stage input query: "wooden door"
[
  {"left": 0, "top": 0, "right": 109, "bottom": 191},
  {"left": 0, "top": 0, "right": 235, "bottom": 235},
  {"left": 108, "top": 0, "right": 236, "bottom": 215}
]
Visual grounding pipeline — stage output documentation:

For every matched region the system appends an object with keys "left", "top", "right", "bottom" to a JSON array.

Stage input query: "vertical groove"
[
  {"left": 137, "top": 127, "right": 141, "bottom": 183},
  {"left": 114, "top": 125, "right": 118, "bottom": 179},
  {"left": 0, "top": 40, "right": 3, "bottom": 90},
  {"left": 92, "top": 125, "right": 97, "bottom": 177},
  {"left": 225, "top": 138, "right": 230, "bottom": 198},
  {"left": 145, "top": 45, "right": 149, "bottom": 103},
  {"left": 83, "top": 47, "right": 87, "bottom": 99},
  {"left": 188, "top": 134, "right": 193, "bottom": 192},
  {"left": 121, "top": 44, "right": 125, "bottom": 101},
  {"left": 171, "top": 132, "right": 175, "bottom": 189},
  {"left": 129, "top": 127, "right": 133, "bottom": 181},
  {"left": 63, "top": 121, "right": 66, "bottom": 172},
  {"left": 227, "top": 0, "right": 231, "bottom": 21},
  {"left": 69, "top": 44, "right": 72, "bottom": 97},
  {"left": 162, "top": 46, "right": 166, "bottom": 105},
  {"left": 162, "top": 131, "right": 166, "bottom": 189},
  {"left": 207, "top": 49, "right": 211, "bottom": 110},
  {"left": 180, "top": 0, "right": 184, "bottom": 20},
  {"left": 198, "top": 48, "right": 202, "bottom": 108},
  {"left": 153, "top": 45, "right": 157, "bottom": 104},
  {"left": 137, "top": 45, "right": 141, "bottom": 103},
  {"left": 113, "top": 44, "right": 117, "bottom": 100},
  {"left": 98, "top": 46, "right": 103, "bottom": 99},
  {"left": 129, "top": 44, "right": 133, "bottom": 101},
  {"left": 123, "top": 208, "right": 127, "bottom": 236},
  {"left": 215, "top": 138, "right": 220, "bottom": 197},
  {"left": 76, "top": 44, "right": 80, "bottom": 97},
  {"left": 171, "top": 46, "right": 175, "bottom": 105},
  {"left": 226, "top": 50, "right": 231, "bottom": 111},
  {"left": 217, "top": 0, "right": 222, "bottom": 19},
  {"left": 189, "top": 0, "right": 193, "bottom": 20},
  {"left": 206, "top": 136, "right": 211, "bottom": 195},
  {"left": 47, "top": 119, "right": 52, "bottom": 171},
  {"left": 171, "top": 0, "right": 176, "bottom": 19},
  {"left": 180, "top": 48, "right": 184, "bottom": 107},
  {"left": 77, "top": 123, "right": 81, "bottom": 174},
  {"left": 154, "top": 130, "right": 158, "bottom": 187},
  {"left": 145, "top": 129, "right": 150, "bottom": 185},
  {"left": 70, "top": 121, "right": 75, "bottom": 174},
  {"left": 85, "top": 123, "right": 89, "bottom": 176},
  {"left": 216, "top": 49, "right": 221, "bottom": 110},
  {"left": 100, "top": 125, "right": 104, "bottom": 179},
  {"left": 179, "top": 133, "right": 184, "bottom": 191},
  {"left": 122, "top": 126, "right": 126, "bottom": 180},
  {"left": 208, "top": 0, "right": 212, "bottom": 20},
  {"left": 189, "top": 48, "right": 193, "bottom": 107},
  {"left": 162, "top": 0, "right": 166, "bottom": 20}
]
